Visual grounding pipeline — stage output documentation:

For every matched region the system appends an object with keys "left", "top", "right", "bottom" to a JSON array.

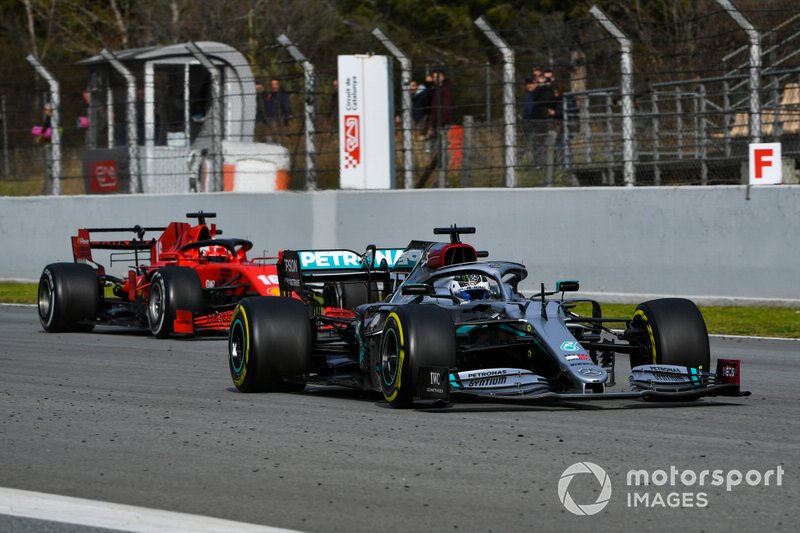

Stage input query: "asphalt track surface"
[{"left": 1, "top": 304, "right": 798, "bottom": 532}]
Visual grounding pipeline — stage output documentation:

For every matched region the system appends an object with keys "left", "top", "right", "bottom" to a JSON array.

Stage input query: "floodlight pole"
[
  {"left": 26, "top": 54, "right": 61, "bottom": 195},
  {"left": 100, "top": 49, "right": 140, "bottom": 193},
  {"left": 590, "top": 6, "right": 635, "bottom": 186},
  {"left": 716, "top": 0, "right": 761, "bottom": 144},
  {"left": 278, "top": 34, "right": 317, "bottom": 190},
  {"left": 373, "top": 28, "right": 413, "bottom": 189},
  {"left": 475, "top": 16, "right": 516, "bottom": 188}
]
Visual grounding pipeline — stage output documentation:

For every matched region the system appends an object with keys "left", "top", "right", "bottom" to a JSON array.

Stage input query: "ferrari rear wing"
[
  {"left": 277, "top": 247, "right": 405, "bottom": 298},
  {"left": 71, "top": 226, "right": 166, "bottom": 263}
]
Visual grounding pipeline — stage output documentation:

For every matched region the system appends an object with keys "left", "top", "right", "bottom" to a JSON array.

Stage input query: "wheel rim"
[
  {"left": 38, "top": 276, "right": 54, "bottom": 324},
  {"left": 230, "top": 318, "right": 246, "bottom": 374},
  {"left": 148, "top": 278, "right": 165, "bottom": 333},
  {"left": 380, "top": 327, "right": 400, "bottom": 386}
]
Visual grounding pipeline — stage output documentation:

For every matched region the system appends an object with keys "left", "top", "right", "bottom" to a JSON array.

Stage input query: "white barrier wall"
[{"left": 1, "top": 186, "right": 798, "bottom": 306}]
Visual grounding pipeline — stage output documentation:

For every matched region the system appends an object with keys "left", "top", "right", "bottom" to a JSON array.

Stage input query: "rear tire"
[
  {"left": 228, "top": 297, "right": 311, "bottom": 392},
  {"left": 629, "top": 298, "right": 710, "bottom": 370},
  {"left": 147, "top": 267, "right": 203, "bottom": 338},
  {"left": 379, "top": 305, "right": 456, "bottom": 408},
  {"left": 38, "top": 263, "right": 99, "bottom": 332},
  {"left": 324, "top": 281, "right": 372, "bottom": 309}
]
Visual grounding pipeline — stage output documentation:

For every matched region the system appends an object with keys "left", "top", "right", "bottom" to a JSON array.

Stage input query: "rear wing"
[
  {"left": 277, "top": 247, "right": 405, "bottom": 298},
  {"left": 71, "top": 226, "right": 166, "bottom": 265}
]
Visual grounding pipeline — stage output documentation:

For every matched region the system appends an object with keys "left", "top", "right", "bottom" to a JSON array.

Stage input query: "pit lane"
[{"left": 0, "top": 305, "right": 797, "bottom": 532}]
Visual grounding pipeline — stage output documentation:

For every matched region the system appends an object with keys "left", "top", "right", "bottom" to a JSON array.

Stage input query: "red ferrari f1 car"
[{"left": 38, "top": 212, "right": 287, "bottom": 337}]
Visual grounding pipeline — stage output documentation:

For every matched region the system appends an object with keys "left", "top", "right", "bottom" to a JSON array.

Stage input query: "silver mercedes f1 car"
[{"left": 227, "top": 226, "right": 748, "bottom": 407}]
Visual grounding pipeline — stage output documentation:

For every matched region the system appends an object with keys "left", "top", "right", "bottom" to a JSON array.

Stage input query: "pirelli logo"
[{"left": 343, "top": 115, "right": 360, "bottom": 169}]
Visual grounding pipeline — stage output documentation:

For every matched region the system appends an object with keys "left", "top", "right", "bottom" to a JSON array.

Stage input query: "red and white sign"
[
  {"left": 749, "top": 143, "right": 782, "bottom": 185},
  {"left": 343, "top": 115, "right": 361, "bottom": 169},
  {"left": 338, "top": 55, "right": 395, "bottom": 189},
  {"left": 89, "top": 160, "right": 120, "bottom": 193}
]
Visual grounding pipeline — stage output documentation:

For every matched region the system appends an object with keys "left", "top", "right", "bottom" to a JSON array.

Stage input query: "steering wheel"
[{"left": 179, "top": 238, "right": 253, "bottom": 256}]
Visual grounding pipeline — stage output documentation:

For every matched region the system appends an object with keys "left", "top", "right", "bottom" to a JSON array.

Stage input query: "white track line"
[{"left": 0, "top": 487, "right": 302, "bottom": 533}]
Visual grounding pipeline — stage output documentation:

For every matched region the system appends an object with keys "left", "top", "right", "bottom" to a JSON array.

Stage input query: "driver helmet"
[
  {"left": 449, "top": 274, "right": 491, "bottom": 301},
  {"left": 201, "top": 244, "right": 228, "bottom": 262}
]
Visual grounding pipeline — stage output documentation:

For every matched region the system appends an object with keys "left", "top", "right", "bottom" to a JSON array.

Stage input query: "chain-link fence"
[{"left": 2, "top": 1, "right": 799, "bottom": 194}]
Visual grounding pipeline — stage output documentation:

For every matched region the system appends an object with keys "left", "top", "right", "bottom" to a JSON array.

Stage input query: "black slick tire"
[
  {"left": 379, "top": 304, "right": 456, "bottom": 408},
  {"left": 147, "top": 267, "right": 203, "bottom": 338},
  {"left": 630, "top": 298, "right": 710, "bottom": 370},
  {"left": 38, "top": 263, "right": 99, "bottom": 332},
  {"left": 228, "top": 297, "right": 311, "bottom": 392}
]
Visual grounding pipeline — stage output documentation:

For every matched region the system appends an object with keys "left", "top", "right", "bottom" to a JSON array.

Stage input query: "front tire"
[
  {"left": 38, "top": 263, "right": 99, "bottom": 332},
  {"left": 228, "top": 297, "right": 311, "bottom": 392},
  {"left": 147, "top": 267, "right": 203, "bottom": 338},
  {"left": 629, "top": 298, "right": 710, "bottom": 370},
  {"left": 379, "top": 305, "right": 456, "bottom": 408}
]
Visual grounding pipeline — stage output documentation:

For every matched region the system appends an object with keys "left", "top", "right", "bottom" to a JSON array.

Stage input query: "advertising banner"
[{"left": 338, "top": 55, "right": 395, "bottom": 189}]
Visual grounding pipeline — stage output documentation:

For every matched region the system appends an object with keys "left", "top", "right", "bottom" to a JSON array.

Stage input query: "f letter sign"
[{"left": 749, "top": 143, "right": 782, "bottom": 185}]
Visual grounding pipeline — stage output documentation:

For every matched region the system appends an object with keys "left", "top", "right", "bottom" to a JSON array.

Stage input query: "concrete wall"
[{"left": 1, "top": 185, "right": 798, "bottom": 306}]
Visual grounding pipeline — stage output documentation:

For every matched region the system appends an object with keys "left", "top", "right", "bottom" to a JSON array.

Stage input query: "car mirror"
[
  {"left": 401, "top": 283, "right": 433, "bottom": 296},
  {"left": 556, "top": 280, "right": 579, "bottom": 292}
]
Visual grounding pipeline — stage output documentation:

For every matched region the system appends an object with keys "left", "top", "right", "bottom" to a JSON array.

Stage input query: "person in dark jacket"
[
  {"left": 427, "top": 69, "right": 453, "bottom": 138},
  {"left": 530, "top": 73, "right": 557, "bottom": 166},
  {"left": 410, "top": 79, "right": 429, "bottom": 131},
  {"left": 261, "top": 78, "right": 291, "bottom": 126}
]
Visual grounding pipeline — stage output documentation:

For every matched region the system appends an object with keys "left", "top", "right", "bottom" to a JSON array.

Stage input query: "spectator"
[
  {"left": 421, "top": 74, "right": 434, "bottom": 128},
  {"left": 428, "top": 69, "right": 453, "bottom": 138},
  {"left": 522, "top": 75, "right": 538, "bottom": 162},
  {"left": 531, "top": 72, "right": 556, "bottom": 167},
  {"left": 33, "top": 102, "right": 54, "bottom": 191},
  {"left": 255, "top": 82, "right": 267, "bottom": 123},
  {"left": 79, "top": 89, "right": 109, "bottom": 149},
  {"left": 32, "top": 102, "right": 52, "bottom": 145},
  {"left": 261, "top": 78, "right": 291, "bottom": 126},
  {"left": 410, "top": 79, "right": 429, "bottom": 130}
]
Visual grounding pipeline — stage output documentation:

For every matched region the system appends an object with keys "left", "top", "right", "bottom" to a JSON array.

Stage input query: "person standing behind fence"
[
  {"left": 410, "top": 79, "right": 428, "bottom": 132},
  {"left": 522, "top": 75, "right": 538, "bottom": 165},
  {"left": 427, "top": 69, "right": 453, "bottom": 139},
  {"left": 262, "top": 78, "right": 291, "bottom": 127},
  {"left": 532, "top": 72, "right": 556, "bottom": 168},
  {"left": 32, "top": 102, "right": 54, "bottom": 191}
]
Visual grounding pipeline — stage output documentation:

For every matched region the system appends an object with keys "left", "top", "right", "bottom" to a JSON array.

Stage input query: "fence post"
[
  {"left": 278, "top": 34, "right": 317, "bottom": 190},
  {"left": 699, "top": 85, "right": 708, "bottom": 185},
  {"left": 716, "top": 0, "right": 761, "bottom": 144},
  {"left": 186, "top": 43, "right": 223, "bottom": 192},
  {"left": 485, "top": 61, "right": 492, "bottom": 125},
  {"left": 26, "top": 54, "right": 60, "bottom": 195},
  {"left": 676, "top": 87, "right": 684, "bottom": 159},
  {"left": 605, "top": 92, "right": 614, "bottom": 185},
  {"left": 373, "top": 28, "right": 413, "bottom": 189},
  {"left": 2, "top": 95, "right": 8, "bottom": 178},
  {"left": 651, "top": 91, "right": 660, "bottom": 185},
  {"left": 462, "top": 115, "right": 473, "bottom": 187},
  {"left": 100, "top": 49, "right": 140, "bottom": 193},
  {"left": 723, "top": 78, "right": 732, "bottom": 157},
  {"left": 590, "top": 6, "right": 635, "bottom": 186},
  {"left": 475, "top": 16, "right": 516, "bottom": 188},
  {"left": 563, "top": 95, "right": 576, "bottom": 185}
]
